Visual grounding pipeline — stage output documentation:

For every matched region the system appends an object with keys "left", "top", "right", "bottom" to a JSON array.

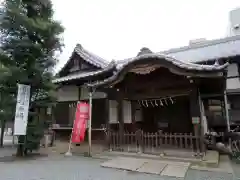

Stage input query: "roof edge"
[
  {"left": 52, "top": 60, "right": 116, "bottom": 84},
  {"left": 87, "top": 54, "right": 228, "bottom": 88},
  {"left": 57, "top": 44, "right": 109, "bottom": 75}
]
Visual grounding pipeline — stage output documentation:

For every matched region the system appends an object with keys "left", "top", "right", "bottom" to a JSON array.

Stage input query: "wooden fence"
[{"left": 107, "top": 130, "right": 205, "bottom": 156}]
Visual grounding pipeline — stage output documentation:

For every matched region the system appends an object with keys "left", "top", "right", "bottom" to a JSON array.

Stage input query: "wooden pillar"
[
  {"left": 105, "top": 98, "right": 110, "bottom": 149},
  {"left": 78, "top": 86, "right": 81, "bottom": 101},
  {"left": 105, "top": 98, "right": 110, "bottom": 129},
  {"left": 131, "top": 101, "right": 136, "bottom": 132},
  {"left": 117, "top": 92, "right": 124, "bottom": 149},
  {"left": 189, "top": 89, "right": 202, "bottom": 154},
  {"left": 189, "top": 89, "right": 201, "bottom": 134}
]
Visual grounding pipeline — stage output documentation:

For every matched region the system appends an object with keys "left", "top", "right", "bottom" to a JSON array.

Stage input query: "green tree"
[
  {"left": 0, "top": 0, "right": 64, "bottom": 156},
  {"left": 0, "top": 65, "right": 15, "bottom": 147}
]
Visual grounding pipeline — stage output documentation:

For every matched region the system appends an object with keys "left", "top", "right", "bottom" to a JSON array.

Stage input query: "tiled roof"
[
  {"left": 55, "top": 35, "right": 240, "bottom": 84},
  {"left": 74, "top": 44, "right": 108, "bottom": 68},
  {"left": 52, "top": 70, "right": 103, "bottom": 84},
  {"left": 87, "top": 54, "right": 228, "bottom": 87},
  {"left": 116, "top": 53, "right": 229, "bottom": 71},
  {"left": 58, "top": 44, "right": 109, "bottom": 74},
  {"left": 52, "top": 61, "right": 116, "bottom": 84}
]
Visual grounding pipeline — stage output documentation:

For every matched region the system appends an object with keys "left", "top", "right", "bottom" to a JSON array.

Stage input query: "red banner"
[{"left": 71, "top": 102, "right": 89, "bottom": 143}]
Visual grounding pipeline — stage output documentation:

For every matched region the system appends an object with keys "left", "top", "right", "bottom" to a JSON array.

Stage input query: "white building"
[{"left": 228, "top": 7, "right": 240, "bottom": 36}]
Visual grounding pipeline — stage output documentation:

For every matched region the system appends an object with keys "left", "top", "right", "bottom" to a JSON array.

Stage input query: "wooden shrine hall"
[{"left": 53, "top": 45, "right": 229, "bottom": 157}]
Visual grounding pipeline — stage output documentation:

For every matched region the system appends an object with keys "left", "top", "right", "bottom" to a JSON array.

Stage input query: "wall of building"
[
  {"left": 228, "top": 7, "right": 240, "bottom": 36},
  {"left": 80, "top": 87, "right": 107, "bottom": 100},
  {"left": 108, "top": 100, "right": 133, "bottom": 124},
  {"left": 57, "top": 85, "right": 79, "bottom": 102},
  {"left": 228, "top": 95, "right": 240, "bottom": 123},
  {"left": 56, "top": 85, "right": 107, "bottom": 102},
  {"left": 226, "top": 63, "right": 240, "bottom": 123},
  {"left": 226, "top": 63, "right": 240, "bottom": 92},
  {"left": 55, "top": 85, "right": 107, "bottom": 127}
]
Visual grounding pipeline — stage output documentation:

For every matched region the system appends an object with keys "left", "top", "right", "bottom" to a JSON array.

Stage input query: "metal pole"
[
  {"left": 65, "top": 102, "right": 79, "bottom": 156},
  {"left": 223, "top": 90, "right": 230, "bottom": 132},
  {"left": 88, "top": 88, "right": 93, "bottom": 156}
]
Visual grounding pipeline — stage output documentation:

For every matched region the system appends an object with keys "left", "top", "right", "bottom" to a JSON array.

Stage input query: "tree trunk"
[
  {"left": 16, "top": 144, "right": 24, "bottom": 156},
  {"left": 16, "top": 135, "right": 25, "bottom": 157},
  {"left": 24, "top": 148, "right": 28, "bottom": 156},
  {"left": 0, "top": 120, "right": 5, "bottom": 147}
]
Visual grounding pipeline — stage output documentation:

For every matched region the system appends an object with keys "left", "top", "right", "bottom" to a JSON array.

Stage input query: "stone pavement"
[
  {"left": 0, "top": 150, "right": 238, "bottom": 180},
  {"left": 0, "top": 146, "right": 238, "bottom": 180},
  {"left": 101, "top": 155, "right": 240, "bottom": 179},
  {"left": 101, "top": 157, "right": 191, "bottom": 178},
  {"left": 0, "top": 155, "right": 237, "bottom": 180}
]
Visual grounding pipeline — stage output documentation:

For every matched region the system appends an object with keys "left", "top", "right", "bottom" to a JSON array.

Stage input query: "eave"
[{"left": 87, "top": 54, "right": 228, "bottom": 88}]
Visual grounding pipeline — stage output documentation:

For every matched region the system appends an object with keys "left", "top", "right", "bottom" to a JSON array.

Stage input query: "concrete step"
[
  {"left": 198, "top": 150, "right": 219, "bottom": 168},
  {"left": 191, "top": 155, "right": 233, "bottom": 174}
]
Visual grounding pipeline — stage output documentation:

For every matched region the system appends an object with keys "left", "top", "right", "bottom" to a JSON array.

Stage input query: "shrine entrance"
[
  {"left": 141, "top": 95, "right": 192, "bottom": 133},
  {"left": 105, "top": 66, "right": 203, "bottom": 156},
  {"left": 86, "top": 53, "right": 227, "bottom": 157}
]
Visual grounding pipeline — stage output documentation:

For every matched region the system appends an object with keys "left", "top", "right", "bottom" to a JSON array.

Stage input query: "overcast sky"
[{"left": 52, "top": 0, "right": 240, "bottom": 71}]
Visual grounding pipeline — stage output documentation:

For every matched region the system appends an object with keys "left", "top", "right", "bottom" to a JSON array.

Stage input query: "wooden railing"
[{"left": 107, "top": 130, "right": 205, "bottom": 156}]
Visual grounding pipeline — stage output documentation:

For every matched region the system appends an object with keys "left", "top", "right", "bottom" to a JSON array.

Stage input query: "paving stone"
[
  {"left": 161, "top": 164, "right": 190, "bottom": 178},
  {"left": 101, "top": 157, "right": 147, "bottom": 171},
  {"left": 136, "top": 160, "right": 167, "bottom": 174}
]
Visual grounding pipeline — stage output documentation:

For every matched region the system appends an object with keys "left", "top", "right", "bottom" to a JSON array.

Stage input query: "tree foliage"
[
  {"left": 0, "top": 0, "right": 64, "bottom": 155},
  {"left": 0, "top": 64, "right": 15, "bottom": 147}
]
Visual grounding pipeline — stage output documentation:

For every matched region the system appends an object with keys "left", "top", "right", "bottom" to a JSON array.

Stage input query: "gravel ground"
[{"left": 0, "top": 154, "right": 237, "bottom": 180}]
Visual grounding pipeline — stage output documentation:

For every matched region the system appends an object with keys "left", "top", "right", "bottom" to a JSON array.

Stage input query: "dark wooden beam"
[
  {"left": 78, "top": 86, "right": 81, "bottom": 100},
  {"left": 123, "top": 80, "right": 190, "bottom": 92},
  {"left": 124, "top": 87, "right": 193, "bottom": 100}
]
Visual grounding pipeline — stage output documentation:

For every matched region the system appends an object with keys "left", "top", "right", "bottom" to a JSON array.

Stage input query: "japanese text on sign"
[{"left": 14, "top": 84, "right": 31, "bottom": 135}]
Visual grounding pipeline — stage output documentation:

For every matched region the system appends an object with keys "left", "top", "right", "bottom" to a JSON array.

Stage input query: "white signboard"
[{"left": 14, "top": 84, "right": 31, "bottom": 135}]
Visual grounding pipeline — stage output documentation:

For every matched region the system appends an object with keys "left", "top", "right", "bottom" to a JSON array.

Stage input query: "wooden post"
[
  {"left": 117, "top": 94, "right": 124, "bottom": 150},
  {"left": 189, "top": 89, "right": 201, "bottom": 155},
  {"left": 88, "top": 88, "right": 93, "bottom": 156},
  {"left": 105, "top": 98, "right": 110, "bottom": 149},
  {"left": 78, "top": 86, "right": 81, "bottom": 101},
  {"left": 198, "top": 90, "right": 206, "bottom": 154}
]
